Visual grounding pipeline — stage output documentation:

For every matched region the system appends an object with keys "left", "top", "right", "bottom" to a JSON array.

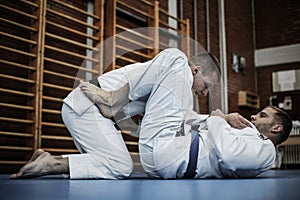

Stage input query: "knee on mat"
[
  {"left": 121, "top": 158, "right": 134, "bottom": 176},
  {"left": 111, "top": 159, "right": 134, "bottom": 179}
]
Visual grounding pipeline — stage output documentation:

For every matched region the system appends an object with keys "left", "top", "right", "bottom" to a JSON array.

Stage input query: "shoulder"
[{"left": 158, "top": 48, "right": 188, "bottom": 60}]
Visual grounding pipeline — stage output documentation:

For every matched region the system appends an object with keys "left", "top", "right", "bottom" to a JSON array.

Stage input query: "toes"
[
  {"left": 9, "top": 174, "right": 17, "bottom": 179},
  {"left": 29, "top": 149, "right": 45, "bottom": 162},
  {"left": 9, "top": 171, "right": 23, "bottom": 179}
]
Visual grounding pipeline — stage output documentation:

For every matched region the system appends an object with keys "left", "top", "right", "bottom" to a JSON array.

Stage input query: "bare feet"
[
  {"left": 79, "top": 80, "right": 130, "bottom": 118},
  {"left": 10, "top": 149, "right": 69, "bottom": 179}
]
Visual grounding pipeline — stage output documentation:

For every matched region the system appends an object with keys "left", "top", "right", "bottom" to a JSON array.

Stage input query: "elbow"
[
  {"left": 216, "top": 141, "right": 245, "bottom": 171},
  {"left": 217, "top": 152, "right": 240, "bottom": 171},
  {"left": 217, "top": 142, "right": 250, "bottom": 171}
]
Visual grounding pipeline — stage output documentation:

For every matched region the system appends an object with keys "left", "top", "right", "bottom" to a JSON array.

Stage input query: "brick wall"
[
  {"left": 128, "top": 0, "right": 298, "bottom": 119},
  {"left": 179, "top": 0, "right": 221, "bottom": 114},
  {"left": 255, "top": 0, "right": 300, "bottom": 120},
  {"left": 207, "top": 0, "right": 221, "bottom": 112},
  {"left": 255, "top": 0, "right": 300, "bottom": 49},
  {"left": 179, "top": 0, "right": 257, "bottom": 117},
  {"left": 225, "top": 0, "right": 257, "bottom": 118}
]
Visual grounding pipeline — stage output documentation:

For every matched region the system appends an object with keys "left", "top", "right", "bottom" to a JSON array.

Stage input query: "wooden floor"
[{"left": 1, "top": 170, "right": 300, "bottom": 200}]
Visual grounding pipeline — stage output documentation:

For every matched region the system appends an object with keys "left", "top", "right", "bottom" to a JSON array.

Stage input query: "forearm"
[{"left": 224, "top": 112, "right": 251, "bottom": 129}]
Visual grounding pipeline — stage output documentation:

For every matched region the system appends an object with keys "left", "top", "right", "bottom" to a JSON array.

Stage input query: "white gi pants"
[
  {"left": 61, "top": 103, "right": 133, "bottom": 179},
  {"left": 137, "top": 59, "right": 194, "bottom": 178}
]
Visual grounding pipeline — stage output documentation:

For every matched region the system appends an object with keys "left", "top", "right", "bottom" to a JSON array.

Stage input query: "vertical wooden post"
[
  {"left": 148, "top": 0, "right": 159, "bottom": 57},
  {"left": 180, "top": 19, "right": 190, "bottom": 58},
  {"left": 153, "top": 1, "right": 159, "bottom": 56},
  {"left": 104, "top": 0, "right": 116, "bottom": 71},
  {"left": 34, "top": 0, "right": 47, "bottom": 150},
  {"left": 94, "top": 0, "right": 104, "bottom": 75}
]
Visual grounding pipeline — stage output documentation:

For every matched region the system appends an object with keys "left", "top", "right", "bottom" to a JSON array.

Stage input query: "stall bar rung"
[
  {"left": 130, "top": 152, "right": 139, "bottom": 156},
  {"left": 0, "top": 103, "right": 34, "bottom": 111},
  {"left": 0, "top": 160, "right": 27, "bottom": 165},
  {"left": 0, "top": 59, "right": 35, "bottom": 71},
  {"left": 0, "top": 88, "right": 35, "bottom": 97},
  {"left": 159, "top": 41, "right": 169, "bottom": 49},
  {"left": 46, "top": 21, "right": 99, "bottom": 42},
  {"left": 43, "top": 82, "right": 72, "bottom": 92},
  {"left": 159, "top": 20, "right": 178, "bottom": 31},
  {"left": 0, "top": 145, "right": 33, "bottom": 151},
  {"left": 125, "top": 141, "right": 138, "bottom": 146},
  {"left": 45, "top": 45, "right": 99, "bottom": 62},
  {"left": 42, "top": 108, "right": 61, "bottom": 114},
  {"left": 0, "top": 31, "right": 37, "bottom": 45},
  {"left": 159, "top": 8, "right": 186, "bottom": 24},
  {"left": 0, "top": 131, "right": 33, "bottom": 138},
  {"left": 41, "top": 135, "right": 73, "bottom": 141},
  {"left": 117, "top": 0, "right": 154, "bottom": 19},
  {"left": 0, "top": 17, "right": 37, "bottom": 32},
  {"left": 116, "top": 35, "right": 153, "bottom": 50},
  {"left": 20, "top": 0, "right": 39, "bottom": 8},
  {"left": 134, "top": 162, "right": 142, "bottom": 166},
  {"left": 116, "top": 45, "right": 153, "bottom": 59},
  {"left": 41, "top": 121, "right": 65, "bottom": 128},
  {"left": 44, "top": 70, "right": 78, "bottom": 81},
  {"left": 0, "top": 45, "right": 37, "bottom": 58},
  {"left": 44, "top": 57, "right": 100, "bottom": 74},
  {"left": 0, "top": 117, "right": 34, "bottom": 124},
  {"left": 0, "top": 74, "right": 35, "bottom": 84},
  {"left": 45, "top": 33, "right": 99, "bottom": 51},
  {"left": 42, "top": 148, "right": 79, "bottom": 153},
  {"left": 46, "top": 8, "right": 99, "bottom": 31},
  {"left": 139, "top": 0, "right": 154, "bottom": 6},
  {"left": 43, "top": 95, "right": 63, "bottom": 102},
  {"left": 116, "top": 24, "right": 153, "bottom": 41},
  {"left": 0, "top": 4, "right": 38, "bottom": 20},
  {"left": 116, "top": 55, "right": 140, "bottom": 64},
  {"left": 115, "top": 65, "right": 124, "bottom": 69},
  {"left": 51, "top": 0, "right": 100, "bottom": 20}
]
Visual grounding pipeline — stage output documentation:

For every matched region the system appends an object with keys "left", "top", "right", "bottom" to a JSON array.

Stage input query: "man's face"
[
  {"left": 251, "top": 107, "right": 277, "bottom": 135},
  {"left": 192, "top": 70, "right": 219, "bottom": 96}
]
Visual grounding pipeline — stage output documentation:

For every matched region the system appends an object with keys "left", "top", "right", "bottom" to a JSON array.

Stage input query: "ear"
[
  {"left": 191, "top": 66, "right": 202, "bottom": 75},
  {"left": 271, "top": 124, "right": 283, "bottom": 134}
]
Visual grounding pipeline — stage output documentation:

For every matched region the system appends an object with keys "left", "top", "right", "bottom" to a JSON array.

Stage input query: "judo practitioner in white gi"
[{"left": 10, "top": 48, "right": 292, "bottom": 179}]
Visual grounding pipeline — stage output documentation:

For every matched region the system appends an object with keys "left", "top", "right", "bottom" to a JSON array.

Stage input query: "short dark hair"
[
  {"left": 189, "top": 52, "right": 221, "bottom": 81},
  {"left": 267, "top": 105, "right": 293, "bottom": 145}
]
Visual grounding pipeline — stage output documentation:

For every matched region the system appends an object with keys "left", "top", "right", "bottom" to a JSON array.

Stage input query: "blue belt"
[{"left": 182, "top": 129, "right": 199, "bottom": 179}]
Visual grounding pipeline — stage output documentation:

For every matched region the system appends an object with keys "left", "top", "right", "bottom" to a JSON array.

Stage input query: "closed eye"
[{"left": 259, "top": 112, "right": 267, "bottom": 118}]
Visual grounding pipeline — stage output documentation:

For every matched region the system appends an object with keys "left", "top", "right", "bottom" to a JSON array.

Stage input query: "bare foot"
[
  {"left": 9, "top": 149, "right": 45, "bottom": 178},
  {"left": 79, "top": 81, "right": 130, "bottom": 118},
  {"left": 79, "top": 80, "right": 112, "bottom": 105},
  {"left": 10, "top": 151, "right": 56, "bottom": 179}
]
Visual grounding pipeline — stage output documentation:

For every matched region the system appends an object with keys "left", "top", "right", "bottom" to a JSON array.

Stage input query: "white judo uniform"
[
  {"left": 195, "top": 116, "right": 276, "bottom": 179},
  {"left": 62, "top": 48, "right": 192, "bottom": 179},
  {"left": 157, "top": 113, "right": 277, "bottom": 179},
  {"left": 62, "top": 47, "right": 276, "bottom": 179}
]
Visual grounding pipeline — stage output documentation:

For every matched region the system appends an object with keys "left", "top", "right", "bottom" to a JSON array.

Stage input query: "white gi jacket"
[
  {"left": 154, "top": 114, "right": 276, "bottom": 179},
  {"left": 195, "top": 116, "right": 276, "bottom": 178},
  {"left": 62, "top": 48, "right": 192, "bottom": 179}
]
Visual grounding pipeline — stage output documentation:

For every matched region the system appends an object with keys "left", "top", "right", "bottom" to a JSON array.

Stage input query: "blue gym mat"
[{"left": 1, "top": 170, "right": 300, "bottom": 200}]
